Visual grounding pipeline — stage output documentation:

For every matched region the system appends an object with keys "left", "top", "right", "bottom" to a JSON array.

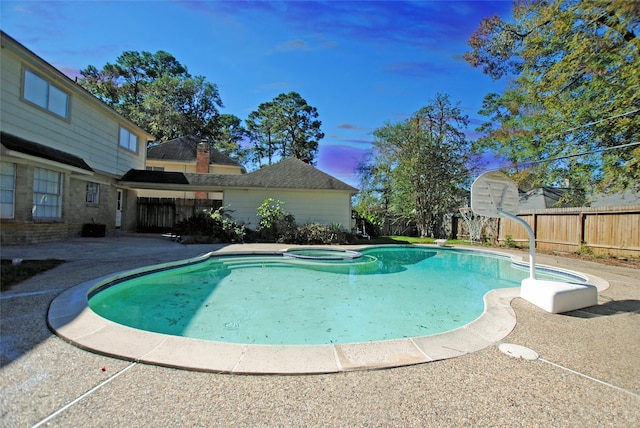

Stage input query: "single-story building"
[{"left": 120, "top": 157, "right": 359, "bottom": 231}]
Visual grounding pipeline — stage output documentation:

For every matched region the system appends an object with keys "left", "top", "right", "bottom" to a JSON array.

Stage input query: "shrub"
[
  {"left": 274, "top": 214, "right": 298, "bottom": 243},
  {"left": 280, "top": 223, "right": 353, "bottom": 245},
  {"left": 209, "top": 206, "right": 246, "bottom": 243},
  {"left": 176, "top": 206, "right": 245, "bottom": 243},
  {"left": 504, "top": 235, "right": 517, "bottom": 248},
  {"left": 256, "top": 198, "right": 289, "bottom": 240},
  {"left": 354, "top": 214, "right": 382, "bottom": 238},
  {"left": 175, "top": 212, "right": 214, "bottom": 242}
]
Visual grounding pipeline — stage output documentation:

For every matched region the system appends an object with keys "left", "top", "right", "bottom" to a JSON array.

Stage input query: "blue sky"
[{"left": 1, "top": 0, "right": 511, "bottom": 186}]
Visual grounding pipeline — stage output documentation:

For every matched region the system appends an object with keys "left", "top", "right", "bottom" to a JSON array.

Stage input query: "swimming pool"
[{"left": 48, "top": 245, "right": 603, "bottom": 374}]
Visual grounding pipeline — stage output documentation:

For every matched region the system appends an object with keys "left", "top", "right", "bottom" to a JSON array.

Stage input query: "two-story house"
[
  {"left": 0, "top": 31, "right": 154, "bottom": 244},
  {"left": 143, "top": 135, "right": 245, "bottom": 200},
  {"left": 1, "top": 32, "right": 358, "bottom": 241}
]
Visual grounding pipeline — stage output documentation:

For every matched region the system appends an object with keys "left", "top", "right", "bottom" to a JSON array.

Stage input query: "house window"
[
  {"left": 0, "top": 162, "right": 16, "bottom": 219},
  {"left": 23, "top": 69, "right": 69, "bottom": 119},
  {"left": 86, "top": 182, "right": 100, "bottom": 205},
  {"left": 33, "top": 168, "right": 62, "bottom": 219},
  {"left": 145, "top": 166, "right": 165, "bottom": 171},
  {"left": 119, "top": 127, "right": 138, "bottom": 152}
]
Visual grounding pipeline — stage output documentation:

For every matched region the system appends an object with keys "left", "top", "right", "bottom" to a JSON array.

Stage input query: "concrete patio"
[{"left": 1, "top": 234, "right": 638, "bottom": 426}]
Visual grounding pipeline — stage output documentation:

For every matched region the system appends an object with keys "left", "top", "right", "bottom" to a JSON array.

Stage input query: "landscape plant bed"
[
  {"left": 542, "top": 249, "right": 640, "bottom": 269},
  {"left": 0, "top": 259, "right": 65, "bottom": 291}
]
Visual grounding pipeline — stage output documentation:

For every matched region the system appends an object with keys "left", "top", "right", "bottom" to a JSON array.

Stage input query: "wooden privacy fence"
[
  {"left": 494, "top": 205, "right": 640, "bottom": 258},
  {"left": 136, "top": 198, "right": 222, "bottom": 233}
]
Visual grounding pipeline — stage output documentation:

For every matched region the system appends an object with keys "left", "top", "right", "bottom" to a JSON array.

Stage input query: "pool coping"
[{"left": 47, "top": 246, "right": 609, "bottom": 374}]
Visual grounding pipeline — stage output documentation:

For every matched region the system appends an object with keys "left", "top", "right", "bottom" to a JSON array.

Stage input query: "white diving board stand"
[{"left": 471, "top": 171, "right": 597, "bottom": 314}]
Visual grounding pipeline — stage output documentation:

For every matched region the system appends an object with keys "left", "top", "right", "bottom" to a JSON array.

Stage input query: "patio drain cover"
[{"left": 499, "top": 343, "right": 539, "bottom": 360}]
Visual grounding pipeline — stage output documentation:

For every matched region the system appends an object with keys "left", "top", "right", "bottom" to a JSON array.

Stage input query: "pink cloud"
[
  {"left": 56, "top": 65, "right": 82, "bottom": 80},
  {"left": 317, "top": 144, "right": 369, "bottom": 187}
]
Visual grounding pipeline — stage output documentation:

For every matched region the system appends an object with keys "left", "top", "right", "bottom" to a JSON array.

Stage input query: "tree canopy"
[
  {"left": 357, "top": 94, "right": 471, "bottom": 237},
  {"left": 465, "top": 0, "right": 639, "bottom": 203},
  {"left": 78, "top": 50, "right": 223, "bottom": 143},
  {"left": 246, "top": 92, "right": 324, "bottom": 166},
  {"left": 210, "top": 113, "right": 248, "bottom": 164}
]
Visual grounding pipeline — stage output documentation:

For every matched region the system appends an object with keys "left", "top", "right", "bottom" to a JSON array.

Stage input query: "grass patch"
[{"left": 1, "top": 259, "right": 65, "bottom": 291}]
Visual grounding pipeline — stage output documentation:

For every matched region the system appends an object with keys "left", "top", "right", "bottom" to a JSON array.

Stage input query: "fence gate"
[{"left": 136, "top": 198, "right": 222, "bottom": 233}]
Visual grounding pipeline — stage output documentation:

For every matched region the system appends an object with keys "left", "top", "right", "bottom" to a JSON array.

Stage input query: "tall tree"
[
  {"left": 360, "top": 94, "right": 471, "bottom": 237},
  {"left": 271, "top": 92, "right": 324, "bottom": 164},
  {"left": 355, "top": 149, "right": 394, "bottom": 234},
  {"left": 465, "top": 0, "right": 640, "bottom": 202},
  {"left": 78, "top": 50, "right": 223, "bottom": 142},
  {"left": 246, "top": 101, "right": 279, "bottom": 166},
  {"left": 210, "top": 113, "right": 248, "bottom": 163},
  {"left": 246, "top": 92, "right": 323, "bottom": 166}
]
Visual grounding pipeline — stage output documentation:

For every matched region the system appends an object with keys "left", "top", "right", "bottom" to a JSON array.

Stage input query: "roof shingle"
[
  {"left": 120, "top": 158, "right": 358, "bottom": 193},
  {"left": 147, "top": 135, "right": 242, "bottom": 167}
]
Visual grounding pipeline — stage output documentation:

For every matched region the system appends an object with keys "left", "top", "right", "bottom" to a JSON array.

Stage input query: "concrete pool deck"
[{"left": 1, "top": 234, "right": 639, "bottom": 426}]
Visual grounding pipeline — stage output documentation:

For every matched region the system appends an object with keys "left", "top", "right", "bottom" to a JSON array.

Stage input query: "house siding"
[
  {"left": 146, "top": 160, "right": 196, "bottom": 173},
  {"left": 1, "top": 32, "right": 151, "bottom": 244},
  {"left": 137, "top": 189, "right": 223, "bottom": 200},
  {"left": 145, "top": 160, "right": 244, "bottom": 175},
  {"left": 224, "top": 189, "right": 353, "bottom": 231},
  {"left": 1, "top": 46, "right": 146, "bottom": 176}
]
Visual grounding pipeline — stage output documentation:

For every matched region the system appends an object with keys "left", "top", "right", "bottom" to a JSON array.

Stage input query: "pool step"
[{"left": 218, "top": 257, "right": 294, "bottom": 270}]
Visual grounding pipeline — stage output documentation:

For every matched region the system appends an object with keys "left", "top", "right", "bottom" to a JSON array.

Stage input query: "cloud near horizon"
[{"left": 317, "top": 143, "right": 369, "bottom": 185}]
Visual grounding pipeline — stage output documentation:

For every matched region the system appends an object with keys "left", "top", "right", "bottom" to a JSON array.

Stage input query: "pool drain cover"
[{"left": 499, "top": 343, "right": 539, "bottom": 360}]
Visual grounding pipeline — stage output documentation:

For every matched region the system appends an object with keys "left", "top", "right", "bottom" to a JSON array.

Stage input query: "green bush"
[
  {"left": 353, "top": 213, "right": 381, "bottom": 238},
  {"left": 254, "top": 199, "right": 353, "bottom": 244},
  {"left": 175, "top": 212, "right": 214, "bottom": 241},
  {"left": 274, "top": 214, "right": 298, "bottom": 243},
  {"left": 176, "top": 206, "right": 245, "bottom": 243},
  {"left": 256, "top": 198, "right": 289, "bottom": 240},
  {"left": 504, "top": 235, "right": 517, "bottom": 248},
  {"left": 279, "top": 223, "right": 353, "bottom": 245}
]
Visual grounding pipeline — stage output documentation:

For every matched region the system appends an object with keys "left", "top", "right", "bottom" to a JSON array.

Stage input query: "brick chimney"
[
  {"left": 195, "top": 139, "right": 209, "bottom": 199},
  {"left": 196, "top": 139, "right": 210, "bottom": 173}
]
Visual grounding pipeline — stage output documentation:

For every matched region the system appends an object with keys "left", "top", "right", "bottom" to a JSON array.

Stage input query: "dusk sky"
[{"left": 1, "top": 0, "right": 512, "bottom": 186}]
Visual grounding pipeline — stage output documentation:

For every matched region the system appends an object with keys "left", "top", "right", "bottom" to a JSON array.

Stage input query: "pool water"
[{"left": 88, "top": 247, "right": 578, "bottom": 345}]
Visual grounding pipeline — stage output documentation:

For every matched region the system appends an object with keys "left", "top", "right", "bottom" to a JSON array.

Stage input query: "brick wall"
[
  {"left": 195, "top": 141, "right": 209, "bottom": 199},
  {"left": 0, "top": 162, "right": 130, "bottom": 245},
  {"left": 66, "top": 177, "right": 117, "bottom": 237},
  {"left": 0, "top": 221, "right": 69, "bottom": 245}
]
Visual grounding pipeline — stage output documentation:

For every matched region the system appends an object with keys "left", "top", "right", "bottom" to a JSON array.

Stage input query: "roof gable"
[
  {"left": 519, "top": 187, "right": 569, "bottom": 210},
  {"left": 147, "top": 135, "right": 242, "bottom": 167},
  {"left": 120, "top": 158, "right": 358, "bottom": 193},
  {"left": 243, "top": 158, "right": 358, "bottom": 192}
]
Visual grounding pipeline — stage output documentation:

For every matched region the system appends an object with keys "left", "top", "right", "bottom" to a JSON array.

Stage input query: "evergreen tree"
[
  {"left": 246, "top": 92, "right": 323, "bottom": 166},
  {"left": 78, "top": 50, "right": 223, "bottom": 143}
]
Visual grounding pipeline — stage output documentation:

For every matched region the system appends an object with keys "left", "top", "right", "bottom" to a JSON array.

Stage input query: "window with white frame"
[
  {"left": 119, "top": 127, "right": 138, "bottom": 152},
  {"left": 145, "top": 166, "right": 165, "bottom": 171},
  {"left": 23, "top": 69, "right": 69, "bottom": 119},
  {"left": 33, "top": 168, "right": 62, "bottom": 219},
  {"left": 0, "top": 162, "right": 16, "bottom": 219},
  {"left": 86, "top": 182, "right": 100, "bottom": 205}
]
